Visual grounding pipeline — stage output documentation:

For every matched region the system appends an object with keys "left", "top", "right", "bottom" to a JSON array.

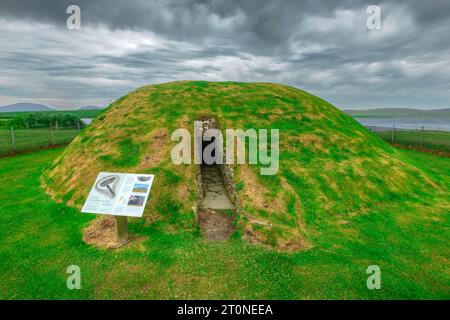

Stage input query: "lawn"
[
  {"left": 375, "top": 129, "right": 450, "bottom": 153},
  {"left": 0, "top": 148, "right": 448, "bottom": 299},
  {"left": 0, "top": 128, "right": 78, "bottom": 155}
]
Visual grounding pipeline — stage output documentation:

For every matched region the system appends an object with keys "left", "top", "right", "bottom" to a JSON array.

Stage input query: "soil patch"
[
  {"left": 83, "top": 216, "right": 118, "bottom": 248},
  {"left": 197, "top": 209, "right": 235, "bottom": 240}
]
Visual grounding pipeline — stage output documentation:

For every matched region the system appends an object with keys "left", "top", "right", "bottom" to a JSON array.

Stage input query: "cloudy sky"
[{"left": 0, "top": 0, "right": 449, "bottom": 109}]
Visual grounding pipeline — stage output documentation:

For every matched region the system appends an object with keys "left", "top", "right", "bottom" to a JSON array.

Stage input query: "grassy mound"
[{"left": 42, "top": 81, "right": 436, "bottom": 251}]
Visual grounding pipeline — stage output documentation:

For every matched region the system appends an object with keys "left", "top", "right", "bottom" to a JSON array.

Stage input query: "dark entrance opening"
[{"left": 196, "top": 119, "right": 236, "bottom": 240}]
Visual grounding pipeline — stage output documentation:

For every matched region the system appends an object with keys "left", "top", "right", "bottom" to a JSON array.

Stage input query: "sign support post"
[{"left": 115, "top": 215, "right": 129, "bottom": 244}]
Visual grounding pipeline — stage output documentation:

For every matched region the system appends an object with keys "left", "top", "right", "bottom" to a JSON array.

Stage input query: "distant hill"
[
  {"left": 344, "top": 108, "right": 450, "bottom": 118},
  {"left": 78, "top": 106, "right": 102, "bottom": 110},
  {"left": 0, "top": 103, "right": 53, "bottom": 113}
]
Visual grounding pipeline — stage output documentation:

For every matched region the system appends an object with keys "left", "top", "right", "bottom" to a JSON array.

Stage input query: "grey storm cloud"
[{"left": 0, "top": 0, "right": 449, "bottom": 109}]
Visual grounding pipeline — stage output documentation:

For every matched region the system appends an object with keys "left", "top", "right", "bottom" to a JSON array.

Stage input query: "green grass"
[
  {"left": 0, "top": 128, "right": 78, "bottom": 155},
  {"left": 374, "top": 129, "right": 450, "bottom": 153},
  {"left": 0, "top": 148, "right": 448, "bottom": 299},
  {"left": 100, "top": 138, "right": 147, "bottom": 168}
]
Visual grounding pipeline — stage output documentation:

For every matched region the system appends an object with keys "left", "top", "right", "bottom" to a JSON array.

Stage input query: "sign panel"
[{"left": 82, "top": 172, "right": 154, "bottom": 217}]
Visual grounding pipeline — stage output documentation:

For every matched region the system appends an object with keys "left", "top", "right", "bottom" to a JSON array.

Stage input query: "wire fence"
[
  {"left": 1, "top": 122, "right": 448, "bottom": 156},
  {"left": 365, "top": 125, "right": 450, "bottom": 153},
  {"left": 0, "top": 123, "right": 83, "bottom": 156}
]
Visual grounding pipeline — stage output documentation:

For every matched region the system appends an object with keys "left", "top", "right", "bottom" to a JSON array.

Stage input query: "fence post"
[
  {"left": 420, "top": 126, "right": 424, "bottom": 149},
  {"left": 55, "top": 121, "right": 59, "bottom": 130},
  {"left": 11, "top": 126, "right": 16, "bottom": 152},
  {"left": 391, "top": 125, "right": 395, "bottom": 144},
  {"left": 50, "top": 124, "right": 55, "bottom": 145},
  {"left": 77, "top": 121, "right": 81, "bottom": 133}
]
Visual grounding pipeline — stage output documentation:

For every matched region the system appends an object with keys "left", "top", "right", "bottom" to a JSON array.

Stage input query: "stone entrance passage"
[{"left": 196, "top": 119, "right": 237, "bottom": 240}]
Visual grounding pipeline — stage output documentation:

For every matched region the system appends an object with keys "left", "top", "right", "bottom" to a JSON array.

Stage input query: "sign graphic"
[{"left": 82, "top": 172, "right": 154, "bottom": 217}]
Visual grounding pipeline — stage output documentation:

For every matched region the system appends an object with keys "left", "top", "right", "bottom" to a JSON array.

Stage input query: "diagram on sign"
[
  {"left": 82, "top": 172, "right": 154, "bottom": 217},
  {"left": 95, "top": 175, "right": 120, "bottom": 199}
]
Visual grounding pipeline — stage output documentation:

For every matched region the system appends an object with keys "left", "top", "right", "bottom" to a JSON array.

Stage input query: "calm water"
[
  {"left": 355, "top": 118, "right": 450, "bottom": 131},
  {"left": 81, "top": 118, "right": 93, "bottom": 125}
]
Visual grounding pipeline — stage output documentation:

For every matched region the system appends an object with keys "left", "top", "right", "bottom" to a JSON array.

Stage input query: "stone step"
[{"left": 199, "top": 164, "right": 235, "bottom": 210}]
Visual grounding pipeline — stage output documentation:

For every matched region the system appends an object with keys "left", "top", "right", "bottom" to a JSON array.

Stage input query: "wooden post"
[
  {"left": 50, "top": 124, "right": 55, "bottom": 145},
  {"left": 391, "top": 125, "right": 395, "bottom": 144},
  {"left": 115, "top": 216, "right": 129, "bottom": 245},
  {"left": 11, "top": 127, "right": 16, "bottom": 152},
  {"left": 77, "top": 122, "right": 81, "bottom": 133},
  {"left": 420, "top": 126, "right": 424, "bottom": 149}
]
